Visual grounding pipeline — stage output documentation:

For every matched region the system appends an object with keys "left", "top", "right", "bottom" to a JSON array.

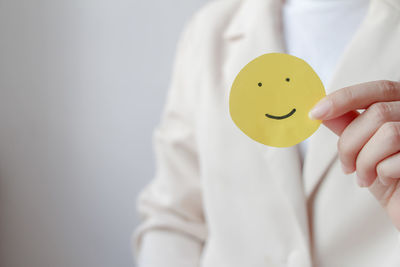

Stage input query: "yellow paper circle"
[{"left": 229, "top": 53, "right": 326, "bottom": 147}]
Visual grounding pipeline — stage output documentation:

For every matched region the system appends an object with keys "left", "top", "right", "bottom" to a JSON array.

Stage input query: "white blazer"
[{"left": 134, "top": 0, "right": 400, "bottom": 266}]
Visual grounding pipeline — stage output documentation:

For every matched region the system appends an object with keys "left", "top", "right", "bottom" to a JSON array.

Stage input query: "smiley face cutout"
[{"left": 229, "top": 53, "right": 326, "bottom": 147}]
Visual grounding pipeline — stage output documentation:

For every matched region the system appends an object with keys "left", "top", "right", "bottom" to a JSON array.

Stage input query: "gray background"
[{"left": 0, "top": 0, "right": 207, "bottom": 266}]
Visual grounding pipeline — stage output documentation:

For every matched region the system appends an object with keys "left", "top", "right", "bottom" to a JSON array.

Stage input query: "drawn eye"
[
  {"left": 258, "top": 82, "right": 262, "bottom": 87},
  {"left": 285, "top": 78, "right": 290, "bottom": 82}
]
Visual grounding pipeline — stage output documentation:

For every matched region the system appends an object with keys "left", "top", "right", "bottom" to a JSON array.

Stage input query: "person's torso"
[{"left": 187, "top": 0, "right": 400, "bottom": 266}]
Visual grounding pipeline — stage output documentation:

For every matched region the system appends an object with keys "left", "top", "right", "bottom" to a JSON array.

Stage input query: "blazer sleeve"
[{"left": 133, "top": 16, "right": 207, "bottom": 267}]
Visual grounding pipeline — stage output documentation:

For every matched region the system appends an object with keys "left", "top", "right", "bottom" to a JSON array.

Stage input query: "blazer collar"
[
  {"left": 223, "top": 0, "right": 282, "bottom": 41},
  {"left": 222, "top": 0, "right": 285, "bottom": 92}
]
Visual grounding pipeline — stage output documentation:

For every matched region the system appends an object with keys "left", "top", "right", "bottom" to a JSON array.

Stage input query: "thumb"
[{"left": 322, "top": 110, "right": 359, "bottom": 136}]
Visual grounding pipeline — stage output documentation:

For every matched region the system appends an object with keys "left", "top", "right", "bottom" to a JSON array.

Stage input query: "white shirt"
[{"left": 283, "top": 0, "right": 370, "bottom": 162}]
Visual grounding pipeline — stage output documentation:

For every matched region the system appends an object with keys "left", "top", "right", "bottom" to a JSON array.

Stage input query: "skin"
[{"left": 309, "top": 80, "right": 400, "bottom": 231}]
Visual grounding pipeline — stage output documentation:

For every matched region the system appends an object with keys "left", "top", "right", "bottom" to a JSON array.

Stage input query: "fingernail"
[
  {"left": 309, "top": 98, "right": 331, "bottom": 120},
  {"left": 341, "top": 163, "right": 353, "bottom": 174}
]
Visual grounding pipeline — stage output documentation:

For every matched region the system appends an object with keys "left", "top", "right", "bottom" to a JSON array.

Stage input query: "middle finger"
[
  {"left": 338, "top": 101, "right": 400, "bottom": 173},
  {"left": 356, "top": 121, "right": 400, "bottom": 187}
]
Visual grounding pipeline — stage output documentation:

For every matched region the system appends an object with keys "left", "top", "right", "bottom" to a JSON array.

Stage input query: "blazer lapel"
[
  {"left": 222, "top": 0, "right": 285, "bottom": 89},
  {"left": 264, "top": 146, "right": 310, "bottom": 247},
  {"left": 222, "top": 0, "right": 311, "bottom": 249},
  {"left": 303, "top": 0, "right": 400, "bottom": 197}
]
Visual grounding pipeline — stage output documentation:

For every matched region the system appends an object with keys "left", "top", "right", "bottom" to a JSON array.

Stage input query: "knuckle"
[
  {"left": 330, "top": 87, "right": 353, "bottom": 112},
  {"left": 369, "top": 102, "right": 391, "bottom": 122},
  {"left": 381, "top": 122, "right": 400, "bottom": 145},
  {"left": 379, "top": 80, "right": 399, "bottom": 98},
  {"left": 340, "top": 87, "right": 355, "bottom": 105}
]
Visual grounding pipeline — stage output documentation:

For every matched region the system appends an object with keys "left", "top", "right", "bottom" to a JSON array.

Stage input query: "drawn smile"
[{"left": 265, "top": 108, "right": 296, "bottom": 120}]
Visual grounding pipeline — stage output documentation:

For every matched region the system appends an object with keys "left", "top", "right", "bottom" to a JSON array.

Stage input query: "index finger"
[{"left": 309, "top": 80, "right": 400, "bottom": 121}]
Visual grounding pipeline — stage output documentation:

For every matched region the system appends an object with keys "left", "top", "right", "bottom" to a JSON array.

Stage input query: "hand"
[{"left": 309, "top": 80, "right": 400, "bottom": 231}]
